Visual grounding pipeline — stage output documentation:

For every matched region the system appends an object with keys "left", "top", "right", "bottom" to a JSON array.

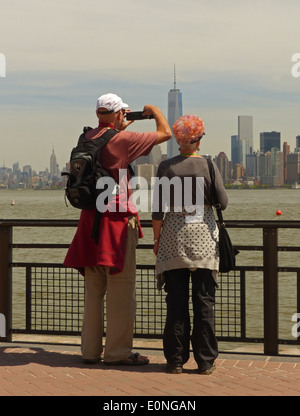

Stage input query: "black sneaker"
[
  {"left": 82, "top": 357, "right": 100, "bottom": 364},
  {"left": 198, "top": 362, "right": 216, "bottom": 375},
  {"left": 166, "top": 363, "right": 183, "bottom": 374}
]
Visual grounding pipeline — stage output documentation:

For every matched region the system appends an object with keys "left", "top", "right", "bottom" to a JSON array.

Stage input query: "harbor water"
[{"left": 0, "top": 188, "right": 300, "bottom": 345}]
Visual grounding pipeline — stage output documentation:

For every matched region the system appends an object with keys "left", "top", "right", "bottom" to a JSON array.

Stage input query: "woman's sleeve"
[
  {"left": 213, "top": 161, "right": 228, "bottom": 210},
  {"left": 151, "top": 162, "right": 166, "bottom": 220}
]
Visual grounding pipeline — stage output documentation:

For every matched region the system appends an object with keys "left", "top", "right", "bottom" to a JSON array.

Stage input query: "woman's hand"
[
  {"left": 152, "top": 219, "right": 162, "bottom": 256},
  {"left": 153, "top": 240, "right": 159, "bottom": 256}
]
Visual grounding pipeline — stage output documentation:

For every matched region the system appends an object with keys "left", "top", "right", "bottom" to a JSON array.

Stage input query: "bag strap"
[
  {"left": 79, "top": 127, "right": 135, "bottom": 178},
  {"left": 206, "top": 158, "right": 225, "bottom": 227},
  {"left": 92, "top": 128, "right": 120, "bottom": 147},
  {"left": 78, "top": 127, "right": 119, "bottom": 146}
]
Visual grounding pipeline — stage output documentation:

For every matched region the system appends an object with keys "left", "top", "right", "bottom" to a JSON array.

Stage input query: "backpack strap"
[
  {"left": 78, "top": 126, "right": 135, "bottom": 168},
  {"left": 80, "top": 127, "right": 135, "bottom": 178},
  {"left": 78, "top": 127, "right": 119, "bottom": 146},
  {"left": 92, "top": 128, "right": 120, "bottom": 146},
  {"left": 81, "top": 127, "right": 135, "bottom": 245},
  {"left": 84, "top": 128, "right": 119, "bottom": 245}
]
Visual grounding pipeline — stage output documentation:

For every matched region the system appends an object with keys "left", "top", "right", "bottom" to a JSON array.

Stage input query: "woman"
[{"left": 152, "top": 115, "right": 228, "bottom": 374}]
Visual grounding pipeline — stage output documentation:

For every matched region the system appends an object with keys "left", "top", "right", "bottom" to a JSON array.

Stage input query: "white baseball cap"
[{"left": 96, "top": 93, "right": 129, "bottom": 113}]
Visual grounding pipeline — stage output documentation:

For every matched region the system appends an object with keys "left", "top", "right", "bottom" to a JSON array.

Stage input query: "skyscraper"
[
  {"left": 231, "top": 135, "right": 239, "bottom": 165},
  {"left": 50, "top": 147, "right": 57, "bottom": 179},
  {"left": 296, "top": 135, "right": 300, "bottom": 150},
  {"left": 260, "top": 131, "right": 281, "bottom": 154},
  {"left": 287, "top": 152, "right": 300, "bottom": 184},
  {"left": 283, "top": 141, "right": 290, "bottom": 184},
  {"left": 238, "top": 116, "right": 253, "bottom": 167},
  {"left": 167, "top": 66, "right": 183, "bottom": 159},
  {"left": 215, "top": 152, "right": 229, "bottom": 183}
]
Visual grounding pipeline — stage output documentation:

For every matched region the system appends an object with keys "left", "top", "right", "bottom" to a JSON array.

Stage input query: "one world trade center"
[{"left": 167, "top": 66, "right": 183, "bottom": 159}]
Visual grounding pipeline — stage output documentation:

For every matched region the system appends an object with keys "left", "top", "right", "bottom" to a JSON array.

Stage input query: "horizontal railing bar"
[
  {"left": 10, "top": 262, "right": 156, "bottom": 269},
  {"left": 10, "top": 329, "right": 299, "bottom": 347},
  {"left": 0, "top": 219, "right": 154, "bottom": 228},
  {"left": 10, "top": 263, "right": 259, "bottom": 271},
  {"left": 10, "top": 243, "right": 265, "bottom": 251},
  {"left": 11, "top": 263, "right": 66, "bottom": 268},
  {"left": 278, "top": 267, "right": 300, "bottom": 272},
  {"left": 11, "top": 263, "right": 300, "bottom": 274},
  {"left": 1, "top": 219, "right": 300, "bottom": 229},
  {"left": 10, "top": 329, "right": 266, "bottom": 344},
  {"left": 12, "top": 244, "right": 70, "bottom": 249},
  {"left": 9, "top": 243, "right": 300, "bottom": 253},
  {"left": 0, "top": 219, "right": 79, "bottom": 227},
  {"left": 224, "top": 220, "right": 300, "bottom": 229},
  {"left": 12, "top": 329, "right": 82, "bottom": 336},
  {"left": 9, "top": 327, "right": 261, "bottom": 342},
  {"left": 278, "top": 247, "right": 300, "bottom": 252},
  {"left": 11, "top": 244, "right": 158, "bottom": 250},
  {"left": 12, "top": 243, "right": 264, "bottom": 250}
]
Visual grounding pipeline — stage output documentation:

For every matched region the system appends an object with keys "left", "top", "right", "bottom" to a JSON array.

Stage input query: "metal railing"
[{"left": 0, "top": 219, "right": 300, "bottom": 355}]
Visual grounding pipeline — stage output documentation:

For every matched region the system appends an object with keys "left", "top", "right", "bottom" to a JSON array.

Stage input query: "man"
[{"left": 64, "top": 93, "right": 172, "bottom": 365}]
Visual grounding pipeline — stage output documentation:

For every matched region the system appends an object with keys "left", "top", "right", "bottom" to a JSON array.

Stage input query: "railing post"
[
  {"left": 297, "top": 272, "right": 300, "bottom": 345},
  {"left": 0, "top": 225, "right": 13, "bottom": 342},
  {"left": 263, "top": 227, "right": 278, "bottom": 355},
  {"left": 25, "top": 266, "right": 32, "bottom": 333}
]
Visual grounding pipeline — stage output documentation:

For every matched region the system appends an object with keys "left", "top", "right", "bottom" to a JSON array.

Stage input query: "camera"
[{"left": 126, "top": 111, "right": 154, "bottom": 121}]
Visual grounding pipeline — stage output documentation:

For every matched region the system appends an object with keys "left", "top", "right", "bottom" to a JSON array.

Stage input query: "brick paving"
[{"left": 0, "top": 342, "right": 300, "bottom": 397}]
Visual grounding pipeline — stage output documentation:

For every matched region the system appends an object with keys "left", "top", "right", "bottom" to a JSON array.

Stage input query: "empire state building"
[
  {"left": 167, "top": 66, "right": 183, "bottom": 159},
  {"left": 50, "top": 147, "right": 57, "bottom": 179}
]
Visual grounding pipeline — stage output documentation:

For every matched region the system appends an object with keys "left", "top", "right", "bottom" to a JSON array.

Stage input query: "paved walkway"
[{"left": 0, "top": 339, "right": 300, "bottom": 397}]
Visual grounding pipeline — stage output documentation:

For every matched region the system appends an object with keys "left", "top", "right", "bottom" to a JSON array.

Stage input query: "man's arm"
[{"left": 143, "top": 105, "right": 172, "bottom": 145}]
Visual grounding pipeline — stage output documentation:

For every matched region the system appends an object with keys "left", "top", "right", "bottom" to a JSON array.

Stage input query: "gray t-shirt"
[{"left": 152, "top": 156, "right": 228, "bottom": 221}]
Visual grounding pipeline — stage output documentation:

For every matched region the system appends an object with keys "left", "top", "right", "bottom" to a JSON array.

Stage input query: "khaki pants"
[{"left": 81, "top": 217, "right": 138, "bottom": 362}]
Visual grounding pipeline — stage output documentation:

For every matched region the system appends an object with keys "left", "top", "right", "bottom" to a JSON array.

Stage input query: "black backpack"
[{"left": 63, "top": 127, "right": 119, "bottom": 210}]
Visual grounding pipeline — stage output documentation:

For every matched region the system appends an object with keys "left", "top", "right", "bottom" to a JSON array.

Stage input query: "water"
[{"left": 1, "top": 188, "right": 300, "bottom": 344}]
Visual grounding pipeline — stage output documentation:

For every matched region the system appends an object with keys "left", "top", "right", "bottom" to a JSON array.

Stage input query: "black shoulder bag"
[{"left": 206, "top": 159, "right": 239, "bottom": 273}]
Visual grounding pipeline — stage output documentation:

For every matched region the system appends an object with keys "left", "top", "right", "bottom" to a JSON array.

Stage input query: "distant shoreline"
[
  {"left": 0, "top": 187, "right": 65, "bottom": 191},
  {"left": 224, "top": 185, "right": 297, "bottom": 190},
  {"left": 0, "top": 186, "right": 298, "bottom": 191}
]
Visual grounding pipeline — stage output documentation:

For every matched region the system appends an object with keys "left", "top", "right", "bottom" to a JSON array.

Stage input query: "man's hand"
[
  {"left": 119, "top": 109, "right": 134, "bottom": 131},
  {"left": 142, "top": 105, "right": 157, "bottom": 118},
  {"left": 143, "top": 105, "right": 172, "bottom": 144}
]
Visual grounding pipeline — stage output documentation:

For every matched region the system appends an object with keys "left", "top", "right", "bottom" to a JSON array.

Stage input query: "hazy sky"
[{"left": 1, "top": 0, "right": 300, "bottom": 171}]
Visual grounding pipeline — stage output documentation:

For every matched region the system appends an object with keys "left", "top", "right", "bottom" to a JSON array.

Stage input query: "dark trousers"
[{"left": 163, "top": 268, "right": 218, "bottom": 371}]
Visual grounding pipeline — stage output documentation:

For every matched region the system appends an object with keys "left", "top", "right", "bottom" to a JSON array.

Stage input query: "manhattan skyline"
[
  {"left": 1, "top": 1, "right": 300, "bottom": 171},
  {"left": 1, "top": 119, "right": 299, "bottom": 177}
]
